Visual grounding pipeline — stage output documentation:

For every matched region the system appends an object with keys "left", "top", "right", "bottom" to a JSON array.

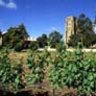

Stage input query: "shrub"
[
  {"left": 26, "top": 48, "right": 50, "bottom": 87},
  {"left": 48, "top": 43, "right": 96, "bottom": 95},
  {"left": 48, "top": 43, "right": 68, "bottom": 88},
  {"left": 0, "top": 48, "right": 21, "bottom": 93}
]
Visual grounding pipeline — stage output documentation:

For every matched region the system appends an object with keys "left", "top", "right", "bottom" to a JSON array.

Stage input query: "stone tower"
[
  {"left": 0, "top": 32, "right": 2, "bottom": 46},
  {"left": 93, "top": 15, "right": 96, "bottom": 34},
  {"left": 65, "top": 16, "right": 77, "bottom": 46}
]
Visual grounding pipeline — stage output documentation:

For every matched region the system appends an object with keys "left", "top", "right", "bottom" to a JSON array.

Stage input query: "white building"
[{"left": 27, "top": 37, "right": 36, "bottom": 41}]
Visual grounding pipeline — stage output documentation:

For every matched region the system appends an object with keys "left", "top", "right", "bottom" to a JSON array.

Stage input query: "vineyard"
[{"left": 1, "top": 44, "right": 96, "bottom": 96}]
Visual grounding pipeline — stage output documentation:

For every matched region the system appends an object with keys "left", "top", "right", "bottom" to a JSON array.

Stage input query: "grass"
[
  {"left": 9, "top": 51, "right": 28, "bottom": 64},
  {"left": 8, "top": 50, "right": 96, "bottom": 66}
]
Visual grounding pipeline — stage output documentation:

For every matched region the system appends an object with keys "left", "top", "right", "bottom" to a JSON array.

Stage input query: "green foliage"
[
  {"left": 78, "top": 14, "right": 93, "bottom": 33},
  {"left": 14, "top": 42, "right": 24, "bottom": 52},
  {"left": 68, "top": 33, "right": 82, "bottom": 47},
  {"left": 0, "top": 49, "right": 12, "bottom": 89},
  {"left": 48, "top": 43, "right": 96, "bottom": 95},
  {"left": 27, "top": 50, "right": 44, "bottom": 85},
  {"left": 1, "top": 42, "right": 96, "bottom": 95},
  {"left": 29, "top": 41, "right": 38, "bottom": 51},
  {"left": 0, "top": 48, "right": 22, "bottom": 93},
  {"left": 63, "top": 44, "right": 96, "bottom": 95},
  {"left": 37, "top": 34, "right": 48, "bottom": 48},
  {"left": 3, "top": 24, "right": 29, "bottom": 49},
  {"left": 48, "top": 43, "right": 68, "bottom": 88},
  {"left": 26, "top": 48, "right": 50, "bottom": 86},
  {"left": 49, "top": 31, "right": 62, "bottom": 48}
]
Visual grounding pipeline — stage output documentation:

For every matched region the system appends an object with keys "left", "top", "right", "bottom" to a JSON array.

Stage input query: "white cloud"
[
  {"left": 0, "top": 0, "right": 17, "bottom": 9},
  {"left": 0, "top": 0, "right": 5, "bottom": 6},
  {"left": 50, "top": 27, "right": 61, "bottom": 31},
  {"left": 51, "top": 27, "right": 58, "bottom": 31},
  {"left": 6, "top": 1, "right": 17, "bottom": 9}
]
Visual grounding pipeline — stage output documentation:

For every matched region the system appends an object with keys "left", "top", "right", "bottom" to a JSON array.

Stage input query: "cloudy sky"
[{"left": 0, "top": 0, "right": 96, "bottom": 37}]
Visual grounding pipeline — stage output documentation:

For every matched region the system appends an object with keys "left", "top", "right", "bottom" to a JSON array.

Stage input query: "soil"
[
  {"left": 0, "top": 87, "right": 78, "bottom": 96},
  {"left": 0, "top": 90, "right": 49, "bottom": 96},
  {"left": 1, "top": 89, "right": 96, "bottom": 96}
]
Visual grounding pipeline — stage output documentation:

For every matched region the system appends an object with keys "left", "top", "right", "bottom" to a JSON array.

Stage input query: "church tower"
[
  {"left": 65, "top": 16, "right": 77, "bottom": 46},
  {"left": 0, "top": 31, "right": 2, "bottom": 47}
]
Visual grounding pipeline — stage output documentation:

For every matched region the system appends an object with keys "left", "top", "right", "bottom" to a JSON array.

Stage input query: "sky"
[{"left": 0, "top": 0, "right": 96, "bottom": 38}]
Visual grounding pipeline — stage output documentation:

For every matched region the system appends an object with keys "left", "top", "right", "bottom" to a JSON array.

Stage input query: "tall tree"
[
  {"left": 3, "top": 24, "right": 29, "bottom": 49},
  {"left": 37, "top": 34, "right": 48, "bottom": 48},
  {"left": 49, "top": 31, "right": 62, "bottom": 48},
  {"left": 77, "top": 14, "right": 93, "bottom": 33}
]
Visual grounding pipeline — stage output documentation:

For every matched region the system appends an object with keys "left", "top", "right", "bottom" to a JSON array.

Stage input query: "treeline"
[
  {"left": 0, "top": 24, "right": 63, "bottom": 51},
  {"left": 1, "top": 13, "right": 96, "bottom": 50},
  {"left": 68, "top": 13, "right": 96, "bottom": 48}
]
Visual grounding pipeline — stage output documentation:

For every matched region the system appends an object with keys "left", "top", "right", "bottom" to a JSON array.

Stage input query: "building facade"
[{"left": 65, "top": 16, "right": 77, "bottom": 45}]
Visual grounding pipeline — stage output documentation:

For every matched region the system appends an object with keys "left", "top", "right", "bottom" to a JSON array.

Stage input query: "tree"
[
  {"left": 37, "top": 34, "right": 48, "bottom": 48},
  {"left": 68, "top": 32, "right": 96, "bottom": 48},
  {"left": 49, "top": 31, "right": 62, "bottom": 48},
  {"left": 0, "top": 30, "right": 2, "bottom": 36},
  {"left": 68, "top": 34, "right": 81, "bottom": 47},
  {"left": 77, "top": 14, "right": 93, "bottom": 33},
  {"left": 29, "top": 41, "right": 39, "bottom": 51},
  {"left": 68, "top": 14, "right": 96, "bottom": 48},
  {"left": 17, "top": 24, "right": 29, "bottom": 39},
  {"left": 14, "top": 42, "right": 24, "bottom": 52},
  {"left": 3, "top": 24, "right": 29, "bottom": 49}
]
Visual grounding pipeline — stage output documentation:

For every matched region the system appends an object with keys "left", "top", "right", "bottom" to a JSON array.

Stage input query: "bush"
[
  {"left": 26, "top": 48, "right": 50, "bottom": 87},
  {"left": 48, "top": 43, "right": 68, "bottom": 88},
  {"left": 0, "top": 48, "right": 22, "bottom": 93},
  {"left": 48, "top": 43, "right": 96, "bottom": 95}
]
